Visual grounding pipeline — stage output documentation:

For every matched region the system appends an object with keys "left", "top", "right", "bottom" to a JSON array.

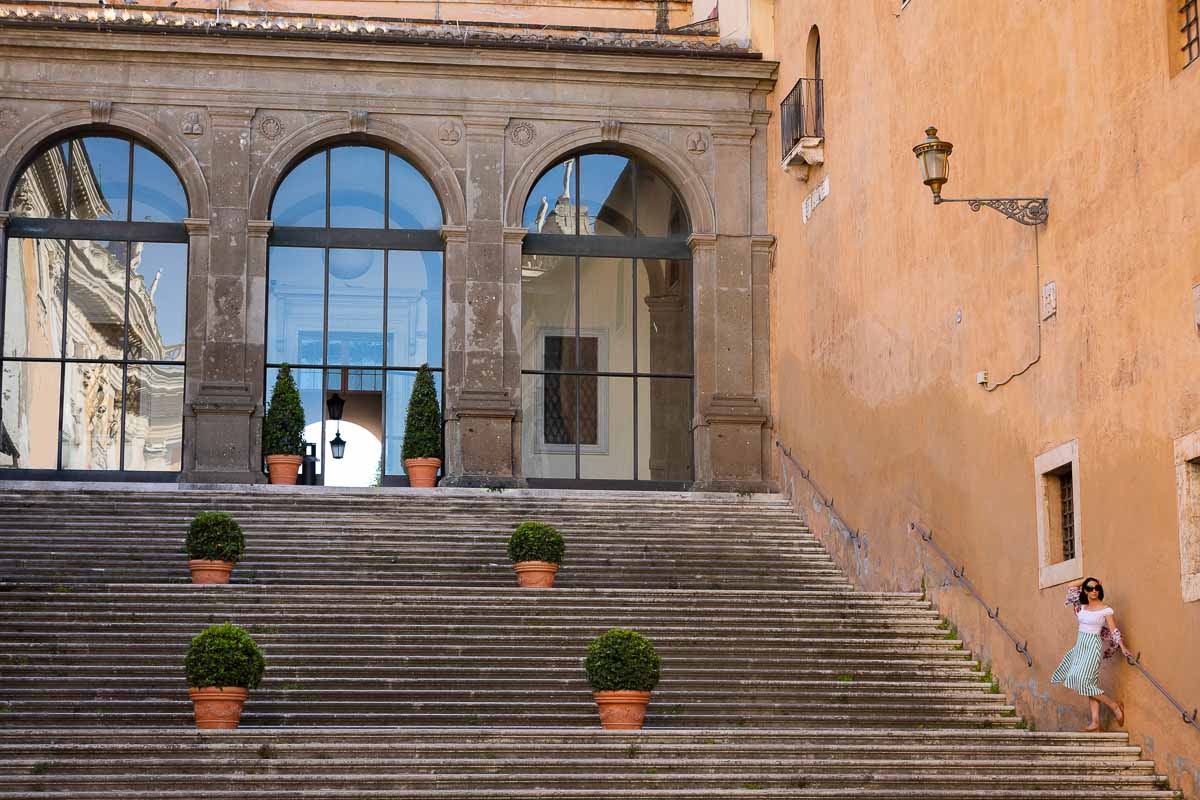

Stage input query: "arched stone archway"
[
  {"left": 248, "top": 115, "right": 465, "bottom": 227},
  {"left": 504, "top": 124, "right": 715, "bottom": 236},
  {"left": 0, "top": 106, "right": 211, "bottom": 221}
]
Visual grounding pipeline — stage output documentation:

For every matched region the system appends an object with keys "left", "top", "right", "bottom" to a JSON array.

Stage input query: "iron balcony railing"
[{"left": 780, "top": 77, "right": 824, "bottom": 156}]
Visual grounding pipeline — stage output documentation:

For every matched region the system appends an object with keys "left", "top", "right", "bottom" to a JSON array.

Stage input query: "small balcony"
[{"left": 780, "top": 77, "right": 824, "bottom": 180}]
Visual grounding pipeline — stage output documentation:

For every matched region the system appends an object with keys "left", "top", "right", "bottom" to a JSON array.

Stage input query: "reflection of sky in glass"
[
  {"left": 388, "top": 250, "right": 442, "bottom": 368},
  {"left": 267, "top": 247, "right": 325, "bottom": 364},
  {"left": 388, "top": 155, "right": 442, "bottom": 229},
  {"left": 523, "top": 163, "right": 568, "bottom": 232},
  {"left": 327, "top": 249, "right": 384, "bottom": 366},
  {"left": 72, "top": 137, "right": 130, "bottom": 221},
  {"left": 271, "top": 153, "right": 325, "bottom": 226},
  {"left": 580, "top": 154, "right": 631, "bottom": 236},
  {"left": 331, "top": 147, "right": 385, "bottom": 229},
  {"left": 133, "top": 242, "right": 187, "bottom": 351},
  {"left": 132, "top": 146, "right": 187, "bottom": 222}
]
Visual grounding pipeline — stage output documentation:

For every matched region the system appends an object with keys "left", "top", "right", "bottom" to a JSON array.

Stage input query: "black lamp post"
[{"left": 326, "top": 393, "right": 347, "bottom": 459}]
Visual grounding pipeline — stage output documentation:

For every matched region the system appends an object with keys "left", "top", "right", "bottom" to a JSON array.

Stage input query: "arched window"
[
  {"left": 806, "top": 25, "right": 821, "bottom": 81},
  {"left": 266, "top": 144, "right": 444, "bottom": 486},
  {"left": 520, "top": 152, "right": 693, "bottom": 486},
  {"left": 1, "top": 134, "right": 189, "bottom": 474}
]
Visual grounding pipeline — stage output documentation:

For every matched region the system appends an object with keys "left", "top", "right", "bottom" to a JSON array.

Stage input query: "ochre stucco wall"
[{"left": 766, "top": 0, "right": 1200, "bottom": 793}]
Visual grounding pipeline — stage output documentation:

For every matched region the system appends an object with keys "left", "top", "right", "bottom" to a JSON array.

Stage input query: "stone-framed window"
[
  {"left": 535, "top": 328, "right": 607, "bottom": 454},
  {"left": 1175, "top": 429, "right": 1200, "bottom": 602},
  {"left": 1035, "top": 439, "right": 1083, "bottom": 588}
]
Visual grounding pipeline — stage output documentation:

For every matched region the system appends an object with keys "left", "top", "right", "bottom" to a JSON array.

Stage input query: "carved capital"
[
  {"left": 441, "top": 224, "right": 468, "bottom": 244},
  {"left": 751, "top": 234, "right": 776, "bottom": 254},
  {"left": 247, "top": 220, "right": 274, "bottom": 240},
  {"left": 702, "top": 393, "right": 768, "bottom": 425},
  {"left": 687, "top": 232, "right": 718, "bottom": 253},
  {"left": 189, "top": 382, "right": 258, "bottom": 416},
  {"left": 183, "top": 217, "right": 211, "bottom": 236},
  {"left": 0, "top": 211, "right": 10, "bottom": 232},
  {"left": 711, "top": 126, "right": 756, "bottom": 145},
  {"left": 502, "top": 226, "right": 529, "bottom": 245},
  {"left": 450, "top": 389, "right": 516, "bottom": 420}
]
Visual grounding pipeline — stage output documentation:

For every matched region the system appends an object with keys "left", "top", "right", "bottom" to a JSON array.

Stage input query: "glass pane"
[
  {"left": 638, "top": 377, "right": 693, "bottom": 482},
  {"left": 523, "top": 161, "right": 571, "bottom": 233},
  {"left": 520, "top": 254, "right": 576, "bottom": 372},
  {"left": 267, "top": 247, "right": 325, "bottom": 365},
  {"left": 580, "top": 154, "right": 633, "bottom": 237},
  {"left": 579, "top": 257, "right": 630, "bottom": 374},
  {"left": 0, "top": 360, "right": 61, "bottom": 469},
  {"left": 128, "top": 242, "right": 187, "bottom": 362},
  {"left": 4, "top": 238, "right": 66, "bottom": 358},
  {"left": 635, "top": 164, "right": 689, "bottom": 237},
  {"left": 269, "top": 366, "right": 322, "bottom": 472},
  {"left": 324, "top": 374, "right": 384, "bottom": 487},
  {"left": 124, "top": 364, "right": 184, "bottom": 471},
  {"left": 8, "top": 142, "right": 70, "bottom": 218},
  {"left": 330, "top": 146, "right": 385, "bottom": 229},
  {"left": 271, "top": 152, "right": 326, "bottom": 227},
  {"left": 388, "top": 250, "right": 443, "bottom": 368},
  {"left": 60, "top": 361, "right": 122, "bottom": 470},
  {"left": 580, "top": 376, "right": 632, "bottom": 480},
  {"left": 66, "top": 240, "right": 128, "bottom": 361},
  {"left": 131, "top": 145, "right": 188, "bottom": 222},
  {"left": 70, "top": 137, "right": 130, "bottom": 222},
  {"left": 384, "top": 369, "right": 442, "bottom": 476},
  {"left": 326, "top": 368, "right": 342, "bottom": 391},
  {"left": 388, "top": 155, "right": 442, "bottom": 230},
  {"left": 637, "top": 259, "right": 693, "bottom": 375},
  {"left": 520, "top": 372, "right": 575, "bottom": 479},
  {"left": 327, "top": 249, "right": 384, "bottom": 367}
]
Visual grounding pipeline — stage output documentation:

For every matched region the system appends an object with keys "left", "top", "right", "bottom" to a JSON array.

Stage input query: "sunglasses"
[{"left": 1084, "top": 585, "right": 1101, "bottom": 593}]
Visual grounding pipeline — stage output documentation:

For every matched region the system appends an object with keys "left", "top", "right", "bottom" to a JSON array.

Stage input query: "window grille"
[
  {"left": 1060, "top": 471, "right": 1075, "bottom": 562},
  {"left": 1184, "top": 0, "right": 1199, "bottom": 68}
]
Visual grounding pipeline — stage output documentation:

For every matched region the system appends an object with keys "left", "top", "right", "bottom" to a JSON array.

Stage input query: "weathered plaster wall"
[{"left": 767, "top": 0, "right": 1200, "bottom": 793}]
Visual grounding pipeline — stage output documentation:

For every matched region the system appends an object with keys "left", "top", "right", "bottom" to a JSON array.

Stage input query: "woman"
[{"left": 1051, "top": 577, "right": 1131, "bottom": 732}]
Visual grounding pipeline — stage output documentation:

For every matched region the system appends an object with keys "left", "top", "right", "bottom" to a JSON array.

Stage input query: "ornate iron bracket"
[{"left": 934, "top": 196, "right": 1048, "bottom": 226}]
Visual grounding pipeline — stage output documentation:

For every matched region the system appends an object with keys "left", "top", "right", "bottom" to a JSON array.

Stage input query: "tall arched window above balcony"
[
  {"left": 2, "top": 134, "right": 190, "bottom": 474},
  {"left": 520, "top": 152, "right": 693, "bottom": 486},
  {"left": 266, "top": 144, "right": 444, "bottom": 486}
]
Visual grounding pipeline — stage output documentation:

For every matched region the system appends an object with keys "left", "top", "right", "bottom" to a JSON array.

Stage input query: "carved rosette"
[
  {"left": 438, "top": 121, "right": 462, "bottom": 145},
  {"left": 509, "top": 121, "right": 536, "bottom": 147},
  {"left": 258, "top": 116, "right": 285, "bottom": 141}
]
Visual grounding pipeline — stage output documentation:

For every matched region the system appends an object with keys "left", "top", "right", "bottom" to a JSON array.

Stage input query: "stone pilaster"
[
  {"left": 181, "top": 107, "right": 262, "bottom": 484},
  {"left": 439, "top": 116, "right": 522, "bottom": 487}
]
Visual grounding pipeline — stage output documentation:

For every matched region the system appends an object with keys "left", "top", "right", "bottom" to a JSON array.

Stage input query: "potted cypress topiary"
[
  {"left": 185, "top": 512, "right": 245, "bottom": 585},
  {"left": 263, "top": 364, "right": 306, "bottom": 484},
  {"left": 185, "top": 623, "right": 265, "bottom": 729},
  {"left": 402, "top": 363, "right": 442, "bottom": 488},
  {"left": 507, "top": 521, "right": 565, "bottom": 588},
  {"left": 583, "top": 628, "right": 662, "bottom": 730}
]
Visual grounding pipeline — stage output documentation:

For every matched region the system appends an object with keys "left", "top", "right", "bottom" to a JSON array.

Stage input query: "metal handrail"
[
  {"left": 780, "top": 77, "right": 824, "bottom": 157},
  {"left": 1124, "top": 652, "right": 1200, "bottom": 732},
  {"left": 775, "top": 439, "right": 1200, "bottom": 732},
  {"left": 908, "top": 520, "right": 1033, "bottom": 668}
]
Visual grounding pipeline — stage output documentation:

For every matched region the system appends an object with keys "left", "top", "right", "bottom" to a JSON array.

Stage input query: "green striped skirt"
[{"left": 1051, "top": 631, "right": 1104, "bottom": 697}]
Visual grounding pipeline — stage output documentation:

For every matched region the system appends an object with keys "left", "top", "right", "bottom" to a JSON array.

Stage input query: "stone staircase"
[{"left": 0, "top": 484, "right": 1183, "bottom": 798}]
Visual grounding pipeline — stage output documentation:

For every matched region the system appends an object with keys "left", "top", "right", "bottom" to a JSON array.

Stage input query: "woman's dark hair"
[{"left": 1081, "top": 577, "right": 1104, "bottom": 601}]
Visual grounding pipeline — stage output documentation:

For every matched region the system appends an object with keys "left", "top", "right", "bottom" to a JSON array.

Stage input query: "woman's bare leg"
[
  {"left": 1081, "top": 698, "right": 1102, "bottom": 731},
  {"left": 1095, "top": 693, "right": 1123, "bottom": 724}
]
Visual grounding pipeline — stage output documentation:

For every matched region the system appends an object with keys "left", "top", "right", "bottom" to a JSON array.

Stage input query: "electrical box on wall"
[{"left": 1041, "top": 281, "right": 1057, "bottom": 320}]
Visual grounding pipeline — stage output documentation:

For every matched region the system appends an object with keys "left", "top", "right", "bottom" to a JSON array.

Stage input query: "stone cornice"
[
  {"left": 0, "top": 211, "right": 9, "bottom": 231},
  {"left": 750, "top": 234, "right": 776, "bottom": 254},
  {"left": 687, "top": 233, "right": 718, "bottom": 253},
  {"left": 502, "top": 226, "right": 529, "bottom": 244},
  {"left": 441, "top": 225, "right": 468, "bottom": 244},
  {"left": 208, "top": 107, "right": 256, "bottom": 127},
  {"left": 711, "top": 126, "right": 757, "bottom": 145}
]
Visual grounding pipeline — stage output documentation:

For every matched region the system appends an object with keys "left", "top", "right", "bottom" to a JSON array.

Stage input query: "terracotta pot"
[
  {"left": 513, "top": 561, "right": 559, "bottom": 588},
  {"left": 594, "top": 690, "right": 652, "bottom": 730},
  {"left": 265, "top": 454, "right": 303, "bottom": 485},
  {"left": 187, "top": 559, "right": 234, "bottom": 585},
  {"left": 188, "top": 687, "right": 249, "bottom": 729},
  {"left": 404, "top": 457, "right": 441, "bottom": 488}
]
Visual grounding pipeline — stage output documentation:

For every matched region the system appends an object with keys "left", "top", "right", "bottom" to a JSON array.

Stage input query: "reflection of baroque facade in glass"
[{"left": 2, "top": 137, "right": 187, "bottom": 472}]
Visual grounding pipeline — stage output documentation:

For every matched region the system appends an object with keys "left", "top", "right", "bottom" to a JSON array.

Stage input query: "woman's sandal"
[{"left": 1079, "top": 724, "right": 1101, "bottom": 733}]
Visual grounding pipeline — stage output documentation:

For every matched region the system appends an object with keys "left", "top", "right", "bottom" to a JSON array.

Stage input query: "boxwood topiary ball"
[
  {"left": 186, "top": 512, "right": 245, "bottom": 563},
  {"left": 583, "top": 628, "right": 661, "bottom": 692},
  {"left": 185, "top": 623, "right": 265, "bottom": 690},
  {"left": 507, "top": 521, "right": 565, "bottom": 565}
]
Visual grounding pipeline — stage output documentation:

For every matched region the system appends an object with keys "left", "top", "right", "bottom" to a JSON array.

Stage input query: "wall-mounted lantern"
[{"left": 913, "top": 126, "right": 1048, "bottom": 226}]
